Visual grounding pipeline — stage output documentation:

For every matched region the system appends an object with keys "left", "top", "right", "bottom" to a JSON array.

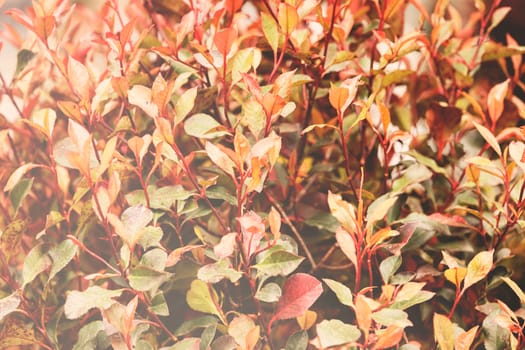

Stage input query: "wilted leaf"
[
  {"left": 433, "top": 313, "right": 454, "bottom": 350},
  {"left": 0, "top": 320, "right": 38, "bottom": 348},
  {"left": 316, "top": 319, "right": 360, "bottom": 348},
  {"left": 270, "top": 273, "right": 323, "bottom": 328},
  {"left": 463, "top": 250, "right": 493, "bottom": 290},
  {"left": 64, "top": 286, "right": 123, "bottom": 319},
  {"left": 0, "top": 219, "right": 27, "bottom": 261}
]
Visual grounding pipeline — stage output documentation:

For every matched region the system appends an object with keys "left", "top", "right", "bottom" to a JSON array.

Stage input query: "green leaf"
[
  {"left": 197, "top": 259, "right": 243, "bottom": 283},
  {"left": 366, "top": 194, "right": 398, "bottom": 230},
  {"left": 150, "top": 292, "right": 170, "bottom": 316},
  {"left": 9, "top": 177, "right": 33, "bottom": 215},
  {"left": 391, "top": 282, "right": 435, "bottom": 310},
  {"left": 161, "top": 338, "right": 201, "bottom": 350},
  {"left": 64, "top": 286, "right": 123, "bottom": 319},
  {"left": 128, "top": 266, "right": 168, "bottom": 292},
  {"left": 316, "top": 319, "right": 361, "bottom": 348},
  {"left": 253, "top": 250, "right": 304, "bottom": 276},
  {"left": 323, "top": 278, "right": 353, "bottom": 307},
  {"left": 0, "top": 293, "right": 21, "bottom": 322},
  {"left": 261, "top": 12, "right": 279, "bottom": 54},
  {"left": 186, "top": 280, "right": 225, "bottom": 323},
  {"left": 379, "top": 255, "right": 402, "bottom": 284},
  {"left": 72, "top": 320, "right": 110, "bottom": 350},
  {"left": 255, "top": 282, "right": 282, "bottom": 303},
  {"left": 48, "top": 239, "right": 78, "bottom": 281},
  {"left": 15, "top": 49, "right": 36, "bottom": 76},
  {"left": 174, "top": 87, "right": 198, "bottom": 126},
  {"left": 407, "top": 151, "right": 448, "bottom": 175},
  {"left": 200, "top": 324, "right": 217, "bottom": 350},
  {"left": 285, "top": 331, "right": 308, "bottom": 350},
  {"left": 174, "top": 316, "right": 219, "bottom": 337},
  {"left": 463, "top": 250, "right": 493, "bottom": 290},
  {"left": 139, "top": 248, "right": 167, "bottom": 272},
  {"left": 184, "top": 113, "right": 230, "bottom": 139},
  {"left": 392, "top": 163, "right": 433, "bottom": 193},
  {"left": 137, "top": 226, "right": 163, "bottom": 249},
  {"left": 372, "top": 308, "right": 412, "bottom": 328},
  {"left": 22, "top": 244, "right": 51, "bottom": 286}
]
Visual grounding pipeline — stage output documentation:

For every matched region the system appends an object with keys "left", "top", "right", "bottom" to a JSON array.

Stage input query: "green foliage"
[{"left": 0, "top": 0, "right": 524, "bottom": 348}]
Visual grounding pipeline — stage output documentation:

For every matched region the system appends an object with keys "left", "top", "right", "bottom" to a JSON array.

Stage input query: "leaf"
[
  {"left": 253, "top": 249, "right": 304, "bottom": 276},
  {"left": 0, "top": 219, "right": 27, "bottom": 260},
  {"left": 30, "top": 107, "right": 57, "bottom": 138},
  {"left": 0, "top": 320, "right": 38, "bottom": 348},
  {"left": 285, "top": 331, "right": 308, "bottom": 350},
  {"left": 366, "top": 195, "right": 398, "bottom": 230},
  {"left": 270, "top": 273, "right": 323, "bottom": 328},
  {"left": 174, "top": 87, "right": 198, "bottom": 125},
  {"left": 508, "top": 141, "right": 525, "bottom": 173},
  {"left": 444, "top": 267, "right": 467, "bottom": 288},
  {"left": 391, "top": 282, "right": 435, "bottom": 310},
  {"left": 9, "top": 177, "right": 33, "bottom": 215},
  {"left": 473, "top": 121, "right": 501, "bottom": 156},
  {"left": 463, "top": 250, "right": 493, "bottom": 291},
  {"left": 72, "top": 320, "right": 108, "bottom": 350},
  {"left": 67, "top": 56, "right": 91, "bottom": 101},
  {"left": 379, "top": 255, "right": 402, "bottom": 284},
  {"left": 22, "top": 244, "right": 51, "bottom": 286},
  {"left": 372, "top": 308, "right": 412, "bottom": 328},
  {"left": 433, "top": 313, "right": 454, "bottom": 350},
  {"left": 487, "top": 79, "right": 509, "bottom": 124},
  {"left": 0, "top": 293, "right": 20, "bottom": 322},
  {"left": 372, "top": 325, "right": 404, "bottom": 350},
  {"left": 329, "top": 84, "right": 349, "bottom": 112},
  {"left": 455, "top": 326, "right": 479, "bottom": 350},
  {"left": 355, "top": 294, "right": 372, "bottom": 335},
  {"left": 186, "top": 280, "right": 225, "bottom": 323},
  {"left": 4, "top": 163, "right": 40, "bottom": 192},
  {"left": 110, "top": 205, "right": 153, "bottom": 248},
  {"left": 328, "top": 191, "right": 357, "bottom": 233},
  {"left": 64, "top": 286, "right": 123, "bottom": 319},
  {"left": 214, "top": 27, "right": 237, "bottom": 57},
  {"left": 197, "top": 259, "right": 242, "bottom": 283},
  {"left": 278, "top": 3, "right": 298, "bottom": 35},
  {"left": 301, "top": 123, "right": 338, "bottom": 134},
  {"left": 48, "top": 239, "right": 78, "bottom": 281},
  {"left": 175, "top": 316, "right": 219, "bottom": 337},
  {"left": 238, "top": 211, "right": 265, "bottom": 259},
  {"left": 261, "top": 12, "right": 279, "bottom": 55},
  {"left": 323, "top": 278, "right": 353, "bottom": 307},
  {"left": 228, "top": 315, "right": 260, "bottom": 350},
  {"left": 185, "top": 113, "right": 230, "bottom": 139},
  {"left": 335, "top": 227, "right": 357, "bottom": 267},
  {"left": 500, "top": 277, "right": 525, "bottom": 305},
  {"left": 128, "top": 85, "right": 158, "bottom": 118},
  {"left": 205, "top": 142, "right": 236, "bottom": 177},
  {"left": 316, "top": 319, "right": 361, "bottom": 348},
  {"left": 255, "top": 282, "right": 282, "bottom": 303},
  {"left": 14, "top": 49, "right": 36, "bottom": 75},
  {"left": 128, "top": 266, "right": 168, "bottom": 292},
  {"left": 150, "top": 292, "right": 170, "bottom": 316}
]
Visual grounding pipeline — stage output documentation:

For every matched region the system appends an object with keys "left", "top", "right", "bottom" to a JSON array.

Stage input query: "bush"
[{"left": 0, "top": 0, "right": 524, "bottom": 348}]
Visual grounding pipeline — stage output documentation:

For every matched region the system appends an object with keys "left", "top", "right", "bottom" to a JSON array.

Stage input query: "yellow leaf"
[{"left": 433, "top": 313, "right": 454, "bottom": 350}]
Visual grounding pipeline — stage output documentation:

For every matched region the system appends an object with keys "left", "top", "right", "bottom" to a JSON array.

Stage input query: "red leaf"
[
  {"left": 225, "top": 0, "right": 243, "bottom": 14},
  {"left": 214, "top": 27, "right": 237, "bottom": 57},
  {"left": 241, "top": 73, "right": 263, "bottom": 103},
  {"left": 269, "top": 273, "right": 323, "bottom": 330}
]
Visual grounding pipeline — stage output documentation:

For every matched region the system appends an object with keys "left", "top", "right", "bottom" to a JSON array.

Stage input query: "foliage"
[{"left": 0, "top": 0, "right": 525, "bottom": 348}]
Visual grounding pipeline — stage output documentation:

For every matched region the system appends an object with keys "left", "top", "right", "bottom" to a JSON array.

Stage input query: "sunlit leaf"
[
  {"left": 64, "top": 286, "right": 123, "bottom": 319},
  {"left": 487, "top": 79, "right": 509, "bottom": 124},
  {"left": 253, "top": 249, "right": 304, "bottom": 276},
  {"left": 22, "top": 244, "right": 51, "bottom": 286},
  {"left": 463, "top": 250, "right": 493, "bottom": 291},
  {"left": 186, "top": 280, "right": 225, "bottom": 323},
  {"left": 316, "top": 319, "right": 360, "bottom": 348},
  {"left": 455, "top": 326, "right": 479, "bottom": 350},
  {"left": 255, "top": 282, "right": 282, "bottom": 303},
  {"left": 323, "top": 278, "right": 353, "bottom": 307},
  {"left": 473, "top": 121, "right": 501, "bottom": 156},
  {"left": 205, "top": 142, "right": 236, "bottom": 177},
  {"left": 228, "top": 315, "right": 260, "bottom": 350},
  {"left": 214, "top": 27, "right": 237, "bottom": 57},
  {"left": 261, "top": 12, "right": 279, "bottom": 55},
  {"left": 0, "top": 293, "right": 20, "bottom": 322},
  {"left": 371, "top": 325, "right": 404, "bottom": 350},
  {"left": 335, "top": 227, "right": 357, "bottom": 266},
  {"left": 48, "top": 239, "right": 78, "bottom": 281},
  {"left": 185, "top": 113, "right": 230, "bottom": 139},
  {"left": 433, "top": 313, "right": 454, "bottom": 350},
  {"left": 197, "top": 259, "right": 242, "bottom": 283}
]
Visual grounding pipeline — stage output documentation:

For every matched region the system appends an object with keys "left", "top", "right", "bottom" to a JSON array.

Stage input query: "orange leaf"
[
  {"left": 372, "top": 325, "right": 404, "bottom": 350},
  {"left": 214, "top": 27, "right": 238, "bottom": 57},
  {"left": 33, "top": 15, "right": 55, "bottom": 42},
  {"left": 488, "top": 79, "right": 509, "bottom": 124},
  {"left": 355, "top": 294, "right": 372, "bottom": 338},
  {"left": 278, "top": 3, "right": 298, "bottom": 35},
  {"left": 329, "top": 85, "right": 349, "bottom": 112},
  {"left": 225, "top": 0, "right": 243, "bottom": 14}
]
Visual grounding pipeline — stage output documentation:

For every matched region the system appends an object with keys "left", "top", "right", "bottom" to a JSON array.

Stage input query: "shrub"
[{"left": 0, "top": 0, "right": 524, "bottom": 349}]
